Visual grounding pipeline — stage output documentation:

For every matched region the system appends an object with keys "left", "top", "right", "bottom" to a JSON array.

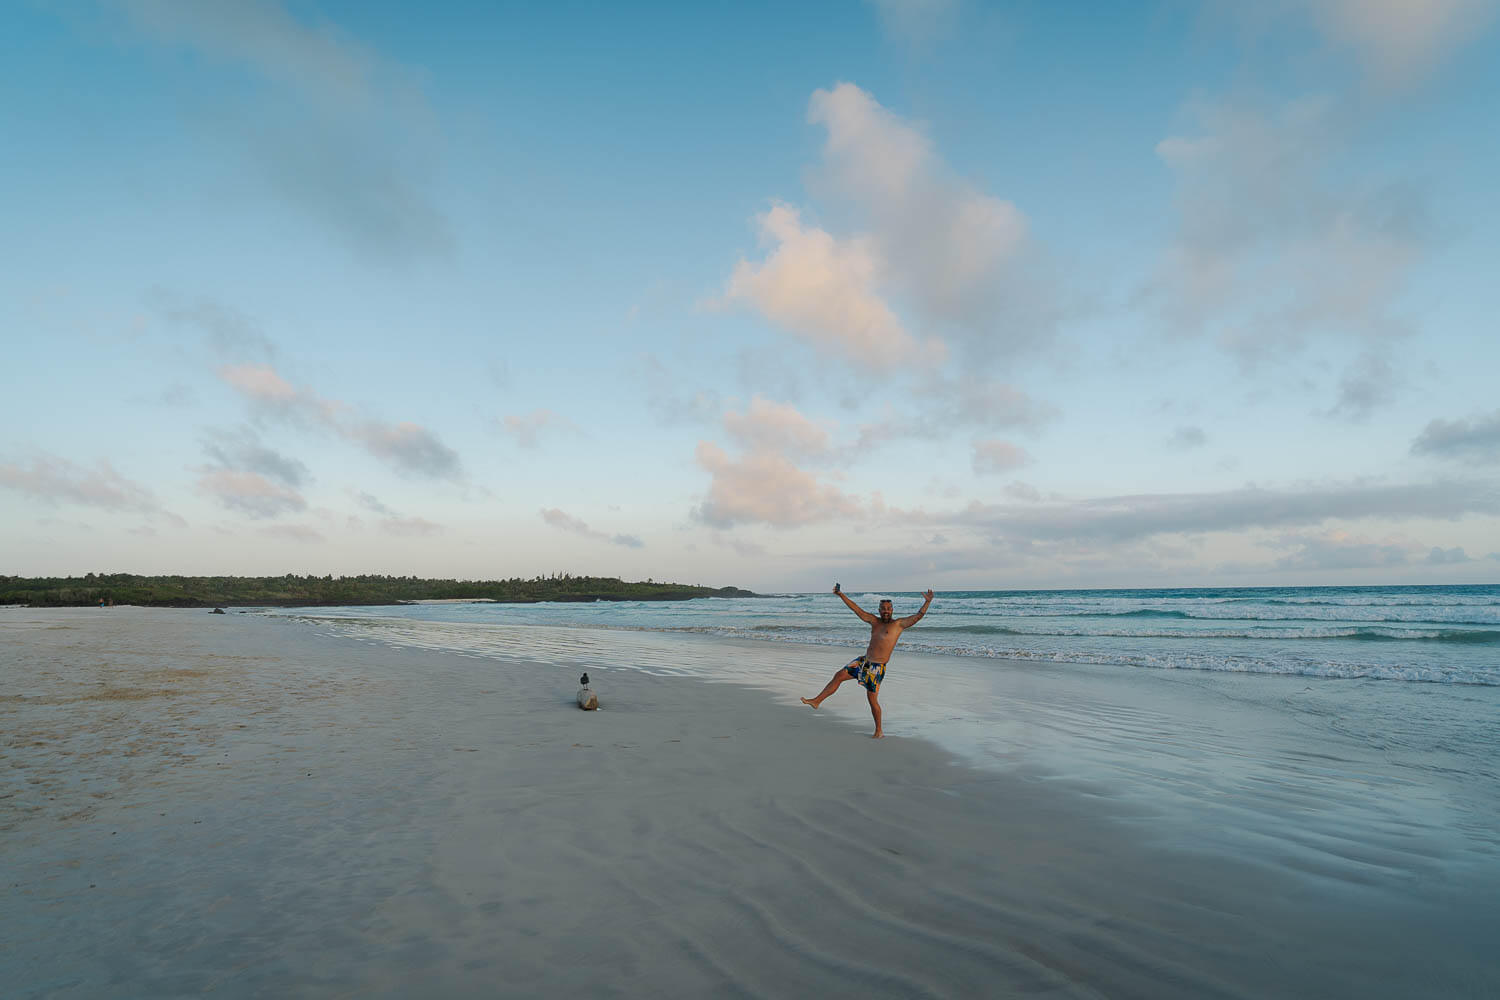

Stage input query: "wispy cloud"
[
  {"left": 1265, "top": 528, "right": 1418, "bottom": 571},
  {"left": 380, "top": 515, "right": 443, "bottom": 537},
  {"left": 353, "top": 490, "right": 395, "bottom": 516},
  {"left": 0, "top": 455, "right": 165, "bottom": 516},
  {"left": 642, "top": 356, "right": 724, "bottom": 427},
  {"left": 1279, "top": 0, "right": 1497, "bottom": 85},
  {"left": 203, "top": 427, "right": 310, "bottom": 488},
  {"left": 152, "top": 291, "right": 278, "bottom": 362},
  {"left": 103, "top": 0, "right": 449, "bottom": 260},
  {"left": 972, "top": 439, "right": 1030, "bottom": 475},
  {"left": 866, "top": 0, "right": 960, "bottom": 47},
  {"left": 1167, "top": 425, "right": 1208, "bottom": 450},
  {"left": 196, "top": 468, "right": 306, "bottom": 519},
  {"left": 258, "top": 523, "right": 325, "bottom": 543},
  {"left": 1411, "top": 409, "right": 1500, "bottom": 464},
  {"left": 1149, "top": 94, "right": 1424, "bottom": 417},
  {"left": 218, "top": 363, "right": 461, "bottom": 479},
  {"left": 540, "top": 508, "right": 643, "bottom": 548},
  {"left": 345, "top": 420, "right": 461, "bottom": 479},
  {"left": 501, "top": 409, "right": 579, "bottom": 449}
]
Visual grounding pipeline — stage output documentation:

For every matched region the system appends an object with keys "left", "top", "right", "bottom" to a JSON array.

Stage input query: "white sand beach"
[{"left": 3, "top": 607, "right": 1496, "bottom": 998}]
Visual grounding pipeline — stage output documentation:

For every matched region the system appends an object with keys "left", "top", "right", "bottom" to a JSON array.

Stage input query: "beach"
[{"left": 4, "top": 605, "right": 1497, "bottom": 998}]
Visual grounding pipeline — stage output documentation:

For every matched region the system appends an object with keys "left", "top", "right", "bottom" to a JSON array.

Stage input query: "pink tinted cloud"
[
  {"left": 0, "top": 455, "right": 163, "bottom": 515},
  {"left": 722, "top": 204, "right": 920, "bottom": 369},
  {"left": 217, "top": 363, "right": 461, "bottom": 479},
  {"left": 972, "top": 439, "right": 1031, "bottom": 475},
  {"left": 723, "top": 396, "right": 831, "bottom": 459},
  {"left": 694, "top": 441, "right": 860, "bottom": 528},
  {"left": 196, "top": 469, "right": 307, "bottom": 518}
]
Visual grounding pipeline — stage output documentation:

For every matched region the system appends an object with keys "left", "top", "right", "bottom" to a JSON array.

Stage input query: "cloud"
[
  {"left": 722, "top": 83, "right": 1054, "bottom": 372},
  {"left": 721, "top": 203, "right": 919, "bottom": 369},
  {"left": 866, "top": 0, "right": 960, "bottom": 46},
  {"left": 711, "top": 532, "right": 767, "bottom": 557},
  {"left": 0, "top": 455, "right": 161, "bottom": 514},
  {"left": 116, "top": 0, "right": 378, "bottom": 104},
  {"left": 922, "top": 374, "right": 1057, "bottom": 431},
  {"left": 106, "top": 0, "right": 448, "bottom": 259},
  {"left": 920, "top": 479, "right": 1499, "bottom": 545},
  {"left": 1167, "top": 425, "right": 1208, "bottom": 450},
  {"left": 346, "top": 420, "right": 461, "bottom": 479},
  {"left": 258, "top": 523, "right": 324, "bottom": 543},
  {"left": 1411, "top": 409, "right": 1500, "bottom": 464},
  {"left": 501, "top": 409, "right": 579, "bottom": 449},
  {"left": 694, "top": 441, "right": 860, "bottom": 529},
  {"left": 724, "top": 397, "right": 831, "bottom": 460},
  {"left": 1150, "top": 93, "right": 1423, "bottom": 394},
  {"left": 1292, "top": 0, "right": 1497, "bottom": 84},
  {"left": 1327, "top": 351, "right": 1400, "bottom": 421},
  {"left": 354, "top": 491, "right": 394, "bottom": 516},
  {"left": 246, "top": 117, "right": 450, "bottom": 260},
  {"left": 196, "top": 468, "right": 306, "bottom": 519},
  {"left": 807, "top": 83, "right": 1052, "bottom": 358},
  {"left": 346, "top": 492, "right": 439, "bottom": 534},
  {"left": 1262, "top": 530, "right": 1474, "bottom": 572},
  {"left": 972, "top": 439, "right": 1030, "bottom": 475},
  {"left": 1266, "top": 528, "right": 1417, "bottom": 571},
  {"left": 203, "top": 427, "right": 310, "bottom": 487},
  {"left": 156, "top": 383, "right": 197, "bottom": 407},
  {"left": 219, "top": 363, "right": 339, "bottom": 428},
  {"left": 642, "top": 356, "right": 724, "bottom": 427},
  {"left": 380, "top": 515, "right": 443, "bottom": 537},
  {"left": 1004, "top": 481, "right": 1042, "bottom": 502},
  {"left": 540, "top": 508, "right": 644, "bottom": 548},
  {"left": 153, "top": 292, "right": 277, "bottom": 362},
  {"left": 218, "top": 363, "right": 461, "bottom": 479},
  {"left": 1426, "top": 545, "right": 1471, "bottom": 565}
]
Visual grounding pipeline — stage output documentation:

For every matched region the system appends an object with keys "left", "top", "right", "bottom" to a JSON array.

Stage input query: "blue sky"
[{"left": 3, "top": 0, "right": 1498, "bottom": 591}]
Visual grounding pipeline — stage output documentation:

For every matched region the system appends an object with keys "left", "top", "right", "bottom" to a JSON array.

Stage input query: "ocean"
[
  {"left": 278, "top": 583, "right": 1500, "bottom": 684},
  {"left": 270, "top": 583, "right": 1500, "bottom": 897}
]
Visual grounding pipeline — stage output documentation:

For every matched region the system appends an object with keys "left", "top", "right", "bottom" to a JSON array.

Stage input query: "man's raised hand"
[{"left": 923, "top": 589, "right": 935, "bottom": 602}]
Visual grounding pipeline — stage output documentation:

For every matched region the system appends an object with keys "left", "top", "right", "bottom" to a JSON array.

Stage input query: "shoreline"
[{"left": 4, "top": 607, "right": 1495, "bottom": 998}]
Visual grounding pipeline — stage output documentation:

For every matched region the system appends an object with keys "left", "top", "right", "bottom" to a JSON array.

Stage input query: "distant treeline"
[{"left": 0, "top": 573, "right": 756, "bottom": 608}]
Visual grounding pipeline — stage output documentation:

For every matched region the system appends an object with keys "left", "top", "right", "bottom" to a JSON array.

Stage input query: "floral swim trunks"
[{"left": 845, "top": 655, "right": 886, "bottom": 693}]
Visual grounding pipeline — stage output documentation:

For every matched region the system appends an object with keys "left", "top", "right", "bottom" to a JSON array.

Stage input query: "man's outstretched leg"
[
  {"left": 802, "top": 665, "right": 852, "bottom": 709},
  {"left": 867, "top": 688, "right": 883, "bottom": 738}
]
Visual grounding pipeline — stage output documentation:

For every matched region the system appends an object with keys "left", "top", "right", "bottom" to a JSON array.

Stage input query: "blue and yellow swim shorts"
[{"left": 845, "top": 655, "right": 886, "bottom": 692}]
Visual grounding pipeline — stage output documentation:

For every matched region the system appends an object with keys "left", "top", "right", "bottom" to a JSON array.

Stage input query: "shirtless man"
[{"left": 801, "top": 584, "right": 935, "bottom": 738}]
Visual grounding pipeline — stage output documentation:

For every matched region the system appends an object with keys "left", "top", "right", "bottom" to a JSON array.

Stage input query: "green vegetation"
[{"left": 0, "top": 573, "right": 756, "bottom": 608}]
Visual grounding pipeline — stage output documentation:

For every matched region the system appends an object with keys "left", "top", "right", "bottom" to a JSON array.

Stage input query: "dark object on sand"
[
  {"left": 211, "top": 608, "right": 226, "bottom": 614},
  {"left": 577, "top": 673, "right": 598, "bottom": 711},
  {"left": 579, "top": 672, "right": 590, "bottom": 686}
]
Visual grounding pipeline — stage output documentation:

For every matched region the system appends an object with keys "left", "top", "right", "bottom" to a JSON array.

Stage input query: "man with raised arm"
[{"left": 801, "top": 584, "right": 935, "bottom": 739}]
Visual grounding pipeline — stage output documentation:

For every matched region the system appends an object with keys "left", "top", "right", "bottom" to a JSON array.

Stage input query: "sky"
[{"left": 2, "top": 0, "right": 1499, "bottom": 592}]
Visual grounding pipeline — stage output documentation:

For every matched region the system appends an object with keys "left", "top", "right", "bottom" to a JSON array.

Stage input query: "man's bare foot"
[
  {"left": 801, "top": 697, "right": 819, "bottom": 709},
  {"left": 871, "top": 731, "right": 884, "bottom": 739}
]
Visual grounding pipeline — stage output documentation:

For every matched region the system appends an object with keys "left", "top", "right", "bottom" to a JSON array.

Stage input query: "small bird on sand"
[{"left": 579, "top": 672, "right": 590, "bottom": 687}]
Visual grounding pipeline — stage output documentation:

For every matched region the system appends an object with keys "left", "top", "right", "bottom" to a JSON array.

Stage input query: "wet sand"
[{"left": 2, "top": 607, "right": 1494, "bottom": 998}]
